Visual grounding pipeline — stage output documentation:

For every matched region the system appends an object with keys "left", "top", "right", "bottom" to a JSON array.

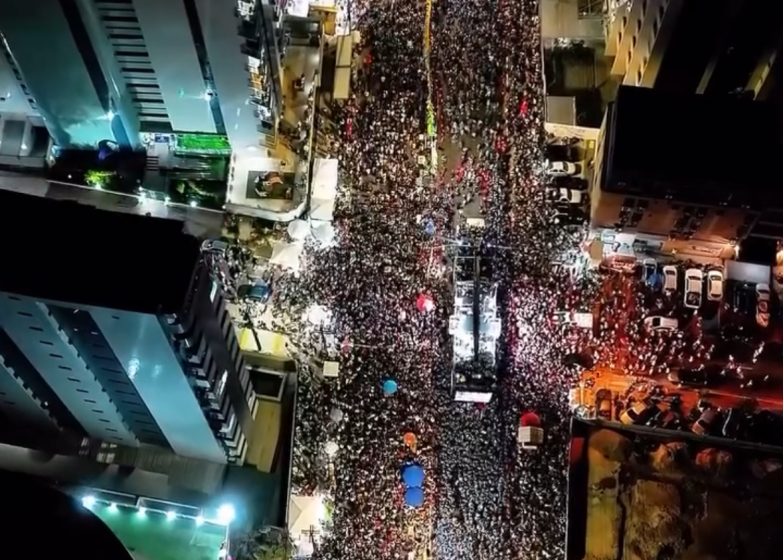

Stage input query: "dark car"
[
  {"left": 721, "top": 407, "right": 745, "bottom": 439},
  {"left": 551, "top": 176, "right": 589, "bottom": 191},
  {"left": 544, "top": 144, "right": 579, "bottom": 162},
  {"left": 647, "top": 409, "right": 681, "bottom": 430},
  {"left": 732, "top": 283, "right": 754, "bottom": 315},
  {"left": 667, "top": 365, "right": 724, "bottom": 387},
  {"left": 747, "top": 410, "right": 783, "bottom": 445}
]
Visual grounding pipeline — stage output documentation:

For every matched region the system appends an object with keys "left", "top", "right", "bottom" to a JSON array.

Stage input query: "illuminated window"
[
  {"left": 216, "top": 370, "right": 228, "bottom": 398},
  {"left": 209, "top": 280, "right": 218, "bottom": 302}
]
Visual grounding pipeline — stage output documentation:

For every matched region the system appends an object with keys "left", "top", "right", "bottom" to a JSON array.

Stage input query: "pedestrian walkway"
[{"left": 226, "top": 43, "right": 321, "bottom": 220}]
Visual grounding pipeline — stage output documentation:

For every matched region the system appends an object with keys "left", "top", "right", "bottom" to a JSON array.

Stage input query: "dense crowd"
[{"left": 284, "top": 0, "right": 592, "bottom": 558}]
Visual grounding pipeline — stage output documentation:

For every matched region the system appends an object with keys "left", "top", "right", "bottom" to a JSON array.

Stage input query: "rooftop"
[
  {"left": 91, "top": 502, "right": 227, "bottom": 560},
  {"left": 567, "top": 419, "right": 783, "bottom": 560},
  {"left": 0, "top": 190, "right": 200, "bottom": 314},
  {"left": 605, "top": 87, "right": 783, "bottom": 205}
]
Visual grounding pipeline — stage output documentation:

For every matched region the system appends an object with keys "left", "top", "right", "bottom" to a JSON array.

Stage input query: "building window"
[
  {"left": 216, "top": 370, "right": 228, "bottom": 398},
  {"left": 637, "top": 69, "right": 643, "bottom": 84},
  {"left": 632, "top": 36, "right": 637, "bottom": 48},
  {"left": 652, "top": 19, "right": 659, "bottom": 35},
  {"left": 636, "top": 19, "right": 641, "bottom": 32}
]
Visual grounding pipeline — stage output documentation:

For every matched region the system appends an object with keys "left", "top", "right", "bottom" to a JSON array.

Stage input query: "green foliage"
[
  {"left": 233, "top": 527, "right": 292, "bottom": 560},
  {"left": 85, "top": 169, "right": 114, "bottom": 187}
]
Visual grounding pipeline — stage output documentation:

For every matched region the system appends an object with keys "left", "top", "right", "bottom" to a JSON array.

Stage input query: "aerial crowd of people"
[{"left": 283, "top": 0, "right": 597, "bottom": 558}]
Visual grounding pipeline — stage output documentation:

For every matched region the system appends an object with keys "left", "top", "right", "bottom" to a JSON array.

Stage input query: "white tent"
[
  {"left": 288, "top": 495, "right": 324, "bottom": 535},
  {"left": 270, "top": 241, "right": 305, "bottom": 271},
  {"left": 287, "top": 219, "right": 311, "bottom": 240},
  {"left": 312, "top": 158, "right": 339, "bottom": 200},
  {"left": 312, "top": 222, "right": 335, "bottom": 244},
  {"left": 310, "top": 198, "right": 335, "bottom": 221}
]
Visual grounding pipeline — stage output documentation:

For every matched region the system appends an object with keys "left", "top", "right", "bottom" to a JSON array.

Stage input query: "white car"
[
  {"left": 662, "top": 265, "right": 678, "bottom": 293},
  {"left": 546, "top": 161, "right": 580, "bottom": 177},
  {"left": 643, "top": 316, "right": 678, "bottom": 332},
  {"left": 706, "top": 270, "right": 723, "bottom": 301},
  {"left": 683, "top": 268, "right": 703, "bottom": 309},
  {"left": 556, "top": 188, "right": 584, "bottom": 204},
  {"left": 756, "top": 283, "right": 771, "bottom": 328}
]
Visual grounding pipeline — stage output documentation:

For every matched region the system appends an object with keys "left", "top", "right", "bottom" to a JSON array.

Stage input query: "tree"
[{"left": 233, "top": 527, "right": 292, "bottom": 560}]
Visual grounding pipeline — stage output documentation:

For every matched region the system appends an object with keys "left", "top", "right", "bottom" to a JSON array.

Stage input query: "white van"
[{"left": 643, "top": 316, "right": 678, "bottom": 332}]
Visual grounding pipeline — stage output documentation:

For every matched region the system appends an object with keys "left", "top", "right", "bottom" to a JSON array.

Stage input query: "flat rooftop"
[
  {"left": 92, "top": 502, "right": 226, "bottom": 560},
  {"left": 0, "top": 190, "right": 200, "bottom": 314},
  {"left": 567, "top": 420, "right": 783, "bottom": 560},
  {"left": 606, "top": 87, "right": 783, "bottom": 202}
]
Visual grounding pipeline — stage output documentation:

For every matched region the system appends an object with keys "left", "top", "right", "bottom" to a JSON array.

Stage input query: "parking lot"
[{"left": 573, "top": 255, "right": 783, "bottom": 449}]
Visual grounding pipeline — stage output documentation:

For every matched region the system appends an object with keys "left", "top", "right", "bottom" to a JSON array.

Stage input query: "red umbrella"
[
  {"left": 520, "top": 411, "right": 541, "bottom": 427},
  {"left": 416, "top": 293, "right": 434, "bottom": 313}
]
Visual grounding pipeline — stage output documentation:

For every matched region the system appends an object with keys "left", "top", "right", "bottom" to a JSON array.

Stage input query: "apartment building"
[
  {"left": 0, "top": 191, "right": 258, "bottom": 485},
  {"left": 603, "top": 0, "right": 783, "bottom": 97},
  {"left": 0, "top": 0, "right": 283, "bottom": 152},
  {"left": 591, "top": 86, "right": 783, "bottom": 261}
]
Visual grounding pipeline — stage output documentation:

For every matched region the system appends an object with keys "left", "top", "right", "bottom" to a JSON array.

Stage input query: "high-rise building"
[
  {"left": 0, "top": 191, "right": 256, "bottom": 471},
  {"left": 0, "top": 0, "right": 284, "bottom": 151},
  {"left": 603, "top": 0, "right": 783, "bottom": 99},
  {"left": 591, "top": 86, "right": 783, "bottom": 261}
]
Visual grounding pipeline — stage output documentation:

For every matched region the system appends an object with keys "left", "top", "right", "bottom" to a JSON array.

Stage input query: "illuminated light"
[
  {"left": 189, "top": 200, "right": 198, "bottom": 208},
  {"left": 164, "top": 196, "right": 171, "bottom": 204},
  {"left": 137, "top": 507, "right": 146, "bottom": 517},
  {"left": 82, "top": 495, "right": 96, "bottom": 508},
  {"left": 195, "top": 515, "right": 205, "bottom": 526},
  {"left": 217, "top": 504, "right": 235, "bottom": 525},
  {"left": 106, "top": 110, "right": 116, "bottom": 120},
  {"left": 108, "top": 503, "right": 118, "bottom": 512},
  {"left": 94, "top": 184, "right": 102, "bottom": 190},
  {"left": 139, "top": 191, "right": 147, "bottom": 200},
  {"left": 166, "top": 510, "right": 176, "bottom": 521}
]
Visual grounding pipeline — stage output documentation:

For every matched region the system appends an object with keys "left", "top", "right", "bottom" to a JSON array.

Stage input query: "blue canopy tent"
[
  {"left": 401, "top": 464, "right": 425, "bottom": 487},
  {"left": 404, "top": 487, "right": 425, "bottom": 508},
  {"left": 383, "top": 379, "right": 398, "bottom": 395}
]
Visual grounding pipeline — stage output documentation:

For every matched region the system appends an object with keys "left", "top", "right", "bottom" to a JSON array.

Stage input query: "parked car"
[
  {"left": 643, "top": 316, "right": 679, "bottom": 332},
  {"left": 545, "top": 160, "right": 580, "bottom": 177},
  {"left": 668, "top": 365, "right": 724, "bottom": 387},
  {"left": 544, "top": 144, "right": 579, "bottom": 162},
  {"left": 756, "top": 283, "right": 771, "bottom": 328},
  {"left": 662, "top": 265, "right": 678, "bottom": 293},
  {"left": 692, "top": 408, "right": 721, "bottom": 436},
  {"left": 684, "top": 268, "right": 703, "bottom": 309},
  {"left": 551, "top": 176, "right": 588, "bottom": 191},
  {"left": 641, "top": 258, "right": 657, "bottom": 285},
  {"left": 648, "top": 409, "right": 681, "bottom": 430},
  {"left": 707, "top": 270, "right": 724, "bottom": 301},
  {"left": 595, "top": 389, "right": 613, "bottom": 420},
  {"left": 721, "top": 408, "right": 745, "bottom": 439},
  {"left": 554, "top": 188, "right": 584, "bottom": 205},
  {"left": 733, "top": 283, "right": 753, "bottom": 314},
  {"left": 620, "top": 402, "right": 658, "bottom": 425}
]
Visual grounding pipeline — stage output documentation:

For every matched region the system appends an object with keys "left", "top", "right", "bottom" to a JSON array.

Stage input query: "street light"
[{"left": 217, "top": 503, "right": 235, "bottom": 525}]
